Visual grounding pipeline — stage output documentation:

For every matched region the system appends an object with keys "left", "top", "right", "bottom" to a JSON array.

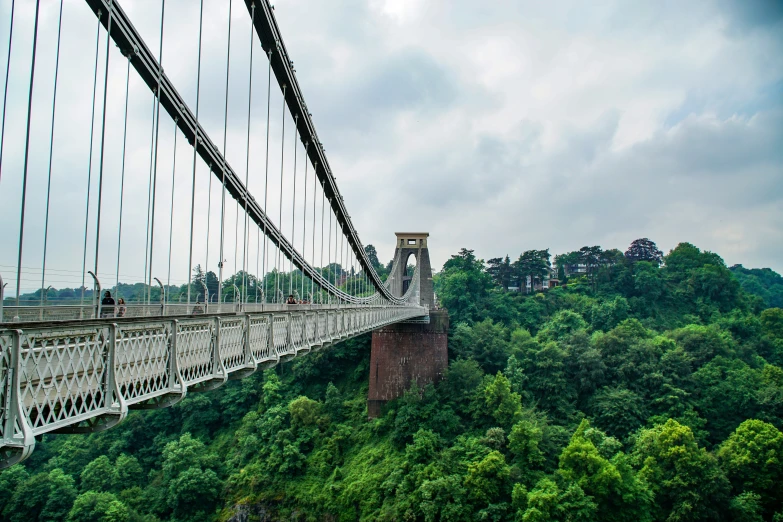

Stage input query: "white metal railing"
[{"left": 0, "top": 304, "right": 426, "bottom": 468}]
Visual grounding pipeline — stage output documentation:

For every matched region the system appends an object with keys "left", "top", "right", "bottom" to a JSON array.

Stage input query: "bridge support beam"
[{"left": 367, "top": 310, "right": 448, "bottom": 418}]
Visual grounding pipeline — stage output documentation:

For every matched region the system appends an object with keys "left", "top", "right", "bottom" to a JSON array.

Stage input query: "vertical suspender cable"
[
  {"left": 143, "top": 90, "right": 156, "bottom": 300},
  {"left": 166, "top": 119, "right": 178, "bottom": 302},
  {"left": 218, "top": 0, "right": 232, "bottom": 306},
  {"left": 261, "top": 49, "right": 272, "bottom": 303},
  {"left": 218, "top": 171, "right": 226, "bottom": 304},
  {"left": 242, "top": 3, "right": 255, "bottom": 305},
  {"left": 187, "top": 0, "right": 205, "bottom": 306},
  {"left": 327, "top": 199, "right": 332, "bottom": 304},
  {"left": 311, "top": 162, "right": 318, "bottom": 301},
  {"left": 275, "top": 85, "right": 286, "bottom": 301},
  {"left": 204, "top": 162, "right": 212, "bottom": 306},
  {"left": 80, "top": 17, "right": 102, "bottom": 308},
  {"left": 94, "top": 0, "right": 114, "bottom": 288},
  {"left": 147, "top": 0, "right": 166, "bottom": 305},
  {"left": 0, "top": 0, "right": 15, "bottom": 187},
  {"left": 116, "top": 53, "right": 131, "bottom": 298},
  {"left": 301, "top": 143, "right": 308, "bottom": 299},
  {"left": 339, "top": 228, "right": 344, "bottom": 306},
  {"left": 14, "top": 0, "right": 41, "bottom": 306},
  {"left": 290, "top": 115, "right": 298, "bottom": 296},
  {"left": 40, "top": 0, "right": 65, "bottom": 306},
  {"left": 319, "top": 187, "right": 324, "bottom": 303}
]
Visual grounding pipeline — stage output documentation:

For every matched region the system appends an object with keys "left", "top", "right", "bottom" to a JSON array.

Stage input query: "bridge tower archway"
[{"left": 388, "top": 233, "right": 434, "bottom": 309}]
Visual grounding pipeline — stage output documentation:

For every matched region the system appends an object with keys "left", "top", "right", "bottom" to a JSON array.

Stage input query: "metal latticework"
[
  {"left": 0, "top": 0, "right": 432, "bottom": 467},
  {"left": 0, "top": 303, "right": 424, "bottom": 467}
]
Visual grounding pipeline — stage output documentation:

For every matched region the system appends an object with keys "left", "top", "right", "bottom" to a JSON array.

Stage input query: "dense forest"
[{"left": 1, "top": 239, "right": 782, "bottom": 522}]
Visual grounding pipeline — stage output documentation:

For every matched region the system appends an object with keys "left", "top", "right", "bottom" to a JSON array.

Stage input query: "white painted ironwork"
[{"left": 0, "top": 303, "right": 426, "bottom": 467}]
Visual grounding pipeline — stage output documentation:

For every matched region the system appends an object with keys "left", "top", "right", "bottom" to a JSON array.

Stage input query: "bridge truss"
[{"left": 0, "top": 0, "right": 427, "bottom": 466}]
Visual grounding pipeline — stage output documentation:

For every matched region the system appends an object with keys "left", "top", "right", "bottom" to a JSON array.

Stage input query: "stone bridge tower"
[
  {"left": 367, "top": 233, "right": 449, "bottom": 418},
  {"left": 387, "top": 233, "right": 435, "bottom": 310}
]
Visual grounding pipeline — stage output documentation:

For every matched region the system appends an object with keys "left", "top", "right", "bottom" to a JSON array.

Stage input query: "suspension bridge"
[{"left": 0, "top": 0, "right": 437, "bottom": 467}]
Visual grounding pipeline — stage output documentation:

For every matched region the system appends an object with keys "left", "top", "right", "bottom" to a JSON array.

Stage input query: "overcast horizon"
[{"left": 0, "top": 0, "right": 781, "bottom": 295}]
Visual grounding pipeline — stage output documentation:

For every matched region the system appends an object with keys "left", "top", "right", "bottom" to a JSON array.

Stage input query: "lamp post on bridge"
[
  {"left": 0, "top": 274, "right": 5, "bottom": 323},
  {"left": 88, "top": 271, "right": 101, "bottom": 319},
  {"left": 198, "top": 280, "right": 208, "bottom": 314},
  {"left": 232, "top": 283, "right": 240, "bottom": 312},
  {"left": 154, "top": 277, "right": 164, "bottom": 316},
  {"left": 38, "top": 285, "right": 52, "bottom": 321}
]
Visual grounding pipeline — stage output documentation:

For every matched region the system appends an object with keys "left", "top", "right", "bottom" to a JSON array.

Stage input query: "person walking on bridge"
[
  {"left": 100, "top": 291, "right": 116, "bottom": 318},
  {"left": 117, "top": 297, "right": 127, "bottom": 318}
]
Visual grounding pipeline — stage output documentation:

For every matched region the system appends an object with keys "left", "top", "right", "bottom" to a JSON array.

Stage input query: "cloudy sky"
[{"left": 0, "top": 0, "right": 781, "bottom": 294}]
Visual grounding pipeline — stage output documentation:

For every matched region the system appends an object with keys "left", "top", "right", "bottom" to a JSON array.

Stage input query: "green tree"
[
  {"left": 761, "top": 308, "right": 783, "bottom": 338},
  {"left": 632, "top": 419, "right": 730, "bottom": 521},
  {"left": 482, "top": 372, "right": 522, "bottom": 427},
  {"left": 718, "top": 419, "right": 783, "bottom": 515},
  {"left": 625, "top": 238, "right": 663, "bottom": 265},
  {"left": 111, "top": 454, "right": 144, "bottom": 492},
  {"left": 437, "top": 248, "right": 494, "bottom": 323},
  {"left": 559, "top": 420, "right": 652, "bottom": 522},
  {"left": 520, "top": 478, "right": 597, "bottom": 522},
  {"left": 68, "top": 491, "right": 130, "bottom": 522},
  {"left": 80, "top": 455, "right": 114, "bottom": 492},
  {"left": 464, "top": 450, "right": 511, "bottom": 505},
  {"left": 167, "top": 467, "right": 222, "bottom": 520},
  {"left": 4, "top": 468, "right": 77, "bottom": 522}
]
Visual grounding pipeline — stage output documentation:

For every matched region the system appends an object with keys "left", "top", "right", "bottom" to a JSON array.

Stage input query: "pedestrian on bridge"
[
  {"left": 117, "top": 298, "right": 127, "bottom": 318},
  {"left": 100, "top": 291, "right": 116, "bottom": 318}
]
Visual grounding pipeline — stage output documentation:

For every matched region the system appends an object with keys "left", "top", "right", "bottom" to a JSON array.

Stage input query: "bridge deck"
[{"left": 0, "top": 305, "right": 427, "bottom": 467}]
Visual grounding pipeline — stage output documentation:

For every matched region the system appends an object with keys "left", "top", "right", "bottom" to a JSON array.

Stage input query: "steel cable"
[
  {"left": 80, "top": 16, "right": 102, "bottom": 307},
  {"left": 187, "top": 0, "right": 205, "bottom": 306},
  {"left": 218, "top": 0, "right": 233, "bottom": 305},
  {"left": 40, "top": 0, "right": 65, "bottom": 306},
  {"left": 166, "top": 118, "right": 178, "bottom": 302},
  {"left": 94, "top": 0, "right": 114, "bottom": 283},
  {"left": 15, "top": 1, "right": 41, "bottom": 305},
  {"left": 0, "top": 0, "right": 15, "bottom": 187},
  {"left": 242, "top": 3, "right": 255, "bottom": 306},
  {"left": 115, "top": 53, "right": 132, "bottom": 299}
]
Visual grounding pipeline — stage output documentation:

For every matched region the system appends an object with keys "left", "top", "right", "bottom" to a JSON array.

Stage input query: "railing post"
[
  {"left": 1, "top": 330, "right": 35, "bottom": 468},
  {"left": 169, "top": 320, "right": 183, "bottom": 395},
  {"left": 213, "top": 316, "right": 225, "bottom": 379},
  {"left": 244, "top": 314, "right": 253, "bottom": 365},
  {"left": 104, "top": 324, "right": 128, "bottom": 423}
]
